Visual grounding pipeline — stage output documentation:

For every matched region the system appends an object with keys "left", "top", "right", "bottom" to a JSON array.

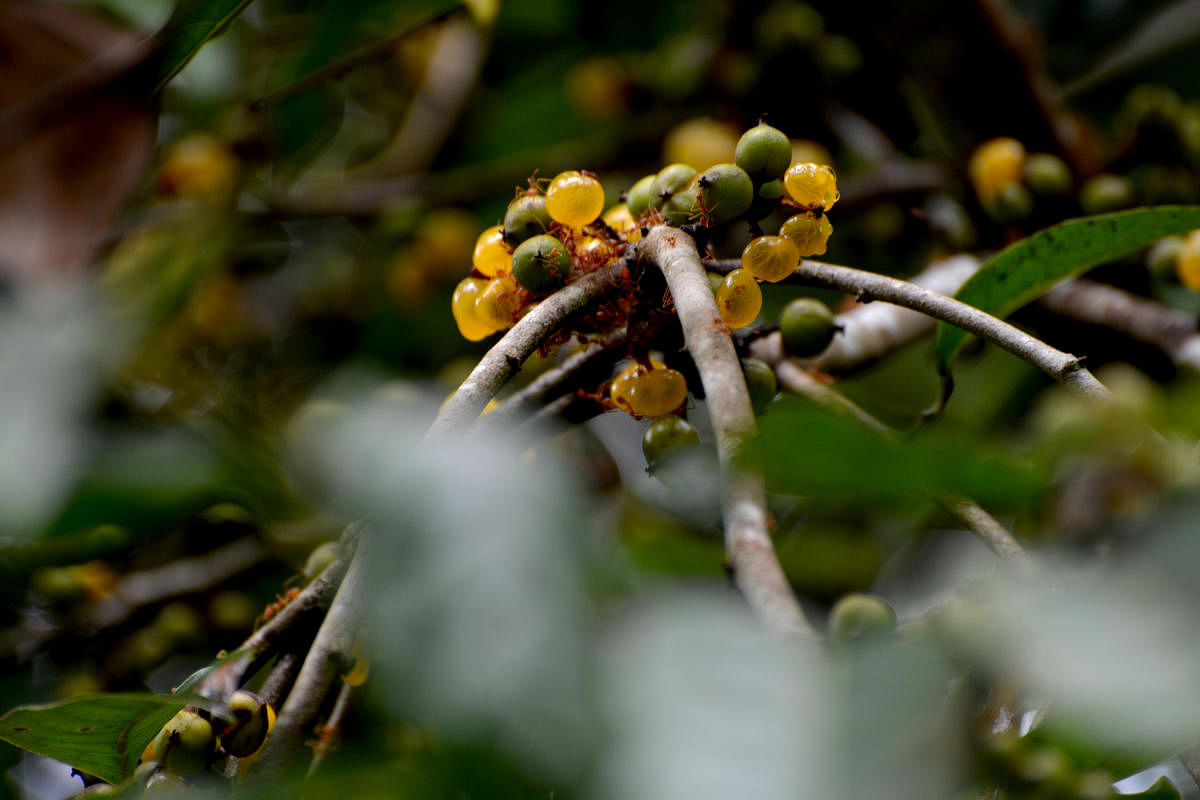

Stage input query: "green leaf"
[
  {"left": 150, "top": 0, "right": 255, "bottom": 93},
  {"left": 936, "top": 206, "right": 1200, "bottom": 372},
  {"left": 1124, "top": 777, "right": 1183, "bottom": 800},
  {"left": 0, "top": 694, "right": 188, "bottom": 784}
]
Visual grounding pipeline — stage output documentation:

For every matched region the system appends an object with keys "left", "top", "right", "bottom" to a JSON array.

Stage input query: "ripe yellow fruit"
[
  {"left": 546, "top": 170, "right": 605, "bottom": 228},
  {"left": 663, "top": 118, "right": 739, "bottom": 172},
  {"left": 475, "top": 276, "right": 523, "bottom": 330},
  {"left": 472, "top": 225, "right": 512, "bottom": 277},
  {"left": 717, "top": 268, "right": 763, "bottom": 329},
  {"left": 610, "top": 360, "right": 689, "bottom": 417},
  {"left": 602, "top": 204, "right": 641, "bottom": 241},
  {"left": 452, "top": 277, "right": 495, "bottom": 341},
  {"left": 968, "top": 137, "right": 1025, "bottom": 203},
  {"left": 780, "top": 212, "right": 833, "bottom": 257},
  {"left": 741, "top": 235, "right": 799, "bottom": 283},
  {"left": 1177, "top": 230, "right": 1200, "bottom": 289},
  {"left": 783, "top": 162, "right": 839, "bottom": 211}
]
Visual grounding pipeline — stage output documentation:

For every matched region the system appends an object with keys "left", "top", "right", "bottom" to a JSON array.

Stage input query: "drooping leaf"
[
  {"left": 936, "top": 206, "right": 1200, "bottom": 373},
  {"left": 0, "top": 694, "right": 188, "bottom": 784},
  {"left": 149, "top": 0, "right": 255, "bottom": 93}
]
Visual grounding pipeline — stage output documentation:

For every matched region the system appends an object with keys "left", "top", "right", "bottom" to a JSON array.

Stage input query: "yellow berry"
[
  {"left": 610, "top": 361, "right": 688, "bottom": 417},
  {"left": 575, "top": 235, "right": 616, "bottom": 266},
  {"left": 602, "top": 204, "right": 641, "bottom": 241},
  {"left": 1177, "top": 230, "right": 1200, "bottom": 290},
  {"left": 608, "top": 363, "right": 642, "bottom": 414},
  {"left": 741, "top": 235, "right": 799, "bottom": 283},
  {"left": 783, "top": 162, "right": 839, "bottom": 211},
  {"left": 779, "top": 212, "right": 833, "bottom": 257},
  {"left": 717, "top": 268, "right": 763, "bottom": 329},
  {"left": 546, "top": 170, "right": 605, "bottom": 228},
  {"left": 968, "top": 137, "right": 1026, "bottom": 203},
  {"left": 452, "top": 277, "right": 494, "bottom": 341},
  {"left": 663, "top": 118, "right": 739, "bottom": 172},
  {"left": 157, "top": 134, "right": 237, "bottom": 204},
  {"left": 475, "top": 276, "right": 523, "bottom": 330},
  {"left": 472, "top": 225, "right": 512, "bottom": 277}
]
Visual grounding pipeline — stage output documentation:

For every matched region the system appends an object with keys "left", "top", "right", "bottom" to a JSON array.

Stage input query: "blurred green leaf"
[
  {"left": 151, "top": 0, "right": 254, "bottom": 92},
  {"left": 937, "top": 206, "right": 1200, "bottom": 372},
  {"left": 0, "top": 694, "right": 186, "bottom": 784},
  {"left": 752, "top": 398, "right": 1044, "bottom": 508},
  {"left": 1124, "top": 776, "right": 1184, "bottom": 799},
  {"left": 1063, "top": 0, "right": 1200, "bottom": 96}
]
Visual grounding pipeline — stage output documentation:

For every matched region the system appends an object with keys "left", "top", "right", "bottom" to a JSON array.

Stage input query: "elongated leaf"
[
  {"left": 0, "top": 694, "right": 188, "bottom": 784},
  {"left": 937, "top": 206, "right": 1200, "bottom": 372},
  {"left": 150, "top": 0, "right": 255, "bottom": 92}
]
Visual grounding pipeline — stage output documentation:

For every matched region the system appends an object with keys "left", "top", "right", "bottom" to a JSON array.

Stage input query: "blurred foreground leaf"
[
  {"left": 151, "top": 0, "right": 254, "bottom": 92},
  {"left": 0, "top": 694, "right": 186, "bottom": 784},
  {"left": 937, "top": 206, "right": 1200, "bottom": 372}
]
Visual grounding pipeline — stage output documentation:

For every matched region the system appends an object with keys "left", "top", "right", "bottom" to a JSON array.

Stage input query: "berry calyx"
[
  {"left": 642, "top": 415, "right": 701, "bottom": 471},
  {"left": 503, "top": 192, "right": 552, "bottom": 246},
  {"left": 828, "top": 593, "right": 897, "bottom": 646},
  {"left": 512, "top": 234, "right": 571, "bottom": 292},
  {"left": 472, "top": 225, "right": 512, "bottom": 277},
  {"left": 779, "top": 211, "right": 833, "bottom": 257},
  {"left": 741, "top": 235, "right": 799, "bottom": 283},
  {"left": 783, "top": 162, "right": 839, "bottom": 211},
  {"left": 452, "top": 277, "right": 495, "bottom": 341},
  {"left": 716, "top": 268, "right": 763, "bottom": 329},
  {"left": 546, "top": 170, "right": 605, "bottom": 229},
  {"left": 695, "top": 162, "right": 754, "bottom": 224},
  {"left": 780, "top": 297, "right": 837, "bottom": 357},
  {"left": 625, "top": 174, "right": 657, "bottom": 217},
  {"left": 735, "top": 122, "right": 792, "bottom": 181}
]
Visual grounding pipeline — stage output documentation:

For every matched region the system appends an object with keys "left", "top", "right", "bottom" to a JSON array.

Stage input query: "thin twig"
[
  {"left": 258, "top": 651, "right": 304, "bottom": 710},
  {"left": 307, "top": 682, "right": 353, "bottom": 778},
  {"left": 771, "top": 360, "right": 896, "bottom": 438},
  {"left": 939, "top": 493, "right": 1034, "bottom": 568},
  {"left": 714, "top": 258, "right": 1110, "bottom": 400},
  {"left": 428, "top": 260, "right": 627, "bottom": 436},
  {"left": 249, "top": 543, "right": 368, "bottom": 778},
  {"left": 642, "top": 227, "right": 810, "bottom": 636}
]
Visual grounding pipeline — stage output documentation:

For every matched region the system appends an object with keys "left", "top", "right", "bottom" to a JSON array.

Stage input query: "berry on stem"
[
  {"left": 742, "top": 234, "right": 799, "bottom": 282},
  {"left": 780, "top": 297, "right": 837, "bottom": 356},
  {"left": 626, "top": 174, "right": 657, "bottom": 217},
  {"left": 695, "top": 163, "right": 754, "bottom": 224},
  {"left": 452, "top": 277, "right": 495, "bottom": 341},
  {"left": 780, "top": 211, "right": 833, "bottom": 256},
  {"left": 642, "top": 415, "right": 701, "bottom": 471},
  {"left": 716, "top": 268, "right": 763, "bottom": 329},
  {"left": 968, "top": 137, "right": 1025, "bottom": 203},
  {"left": 735, "top": 122, "right": 792, "bottom": 182},
  {"left": 650, "top": 163, "right": 698, "bottom": 210},
  {"left": 503, "top": 192, "right": 552, "bottom": 246},
  {"left": 475, "top": 275, "right": 523, "bottom": 329},
  {"left": 741, "top": 357, "right": 777, "bottom": 415},
  {"left": 546, "top": 170, "right": 605, "bottom": 229},
  {"left": 512, "top": 234, "right": 571, "bottom": 292},
  {"left": 1177, "top": 230, "right": 1200, "bottom": 289},
  {"left": 472, "top": 225, "right": 512, "bottom": 277},
  {"left": 783, "top": 162, "right": 839, "bottom": 211},
  {"left": 828, "top": 593, "right": 897, "bottom": 645}
]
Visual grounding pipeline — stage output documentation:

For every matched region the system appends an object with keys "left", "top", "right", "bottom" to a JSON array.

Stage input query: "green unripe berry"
[
  {"left": 984, "top": 182, "right": 1033, "bottom": 224},
  {"left": 741, "top": 358, "right": 777, "bottom": 415},
  {"left": 626, "top": 174, "right": 657, "bottom": 217},
  {"left": 144, "top": 772, "right": 188, "bottom": 795},
  {"left": 650, "top": 163, "right": 697, "bottom": 210},
  {"left": 1022, "top": 153, "right": 1072, "bottom": 195},
  {"left": 642, "top": 415, "right": 700, "bottom": 472},
  {"left": 219, "top": 690, "right": 274, "bottom": 757},
  {"left": 1079, "top": 174, "right": 1136, "bottom": 214},
  {"left": 735, "top": 122, "right": 792, "bottom": 182},
  {"left": 662, "top": 186, "right": 699, "bottom": 225},
  {"left": 502, "top": 193, "right": 552, "bottom": 247},
  {"left": 152, "top": 709, "right": 215, "bottom": 776},
  {"left": 695, "top": 163, "right": 753, "bottom": 224},
  {"left": 512, "top": 234, "right": 570, "bottom": 292},
  {"left": 779, "top": 297, "right": 837, "bottom": 357},
  {"left": 828, "top": 593, "right": 897, "bottom": 646},
  {"left": 303, "top": 541, "right": 340, "bottom": 581},
  {"left": 134, "top": 760, "right": 161, "bottom": 785},
  {"left": 747, "top": 179, "right": 784, "bottom": 220}
]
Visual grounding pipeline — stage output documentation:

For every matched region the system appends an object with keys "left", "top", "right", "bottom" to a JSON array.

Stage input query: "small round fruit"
[
  {"left": 780, "top": 297, "right": 837, "bottom": 357},
  {"left": 662, "top": 186, "right": 700, "bottom": 225},
  {"left": 663, "top": 118, "right": 738, "bottom": 172},
  {"left": 747, "top": 178, "right": 784, "bottom": 220},
  {"left": 626, "top": 174, "right": 657, "bottom": 217},
  {"left": 546, "top": 170, "right": 605, "bottom": 228},
  {"left": 968, "top": 137, "right": 1025, "bottom": 202},
  {"left": 735, "top": 122, "right": 792, "bottom": 181},
  {"left": 219, "top": 690, "right": 275, "bottom": 758},
  {"left": 475, "top": 275, "right": 523, "bottom": 329},
  {"left": 783, "top": 162, "right": 839, "bottom": 211},
  {"left": 152, "top": 709, "right": 215, "bottom": 776},
  {"left": 472, "top": 225, "right": 511, "bottom": 277},
  {"left": 629, "top": 367, "right": 689, "bottom": 417},
  {"left": 695, "top": 163, "right": 754, "bottom": 224},
  {"left": 828, "top": 593, "right": 897, "bottom": 646},
  {"left": 511, "top": 234, "right": 570, "bottom": 292},
  {"left": 1177, "top": 230, "right": 1200, "bottom": 289},
  {"left": 144, "top": 772, "right": 188, "bottom": 795},
  {"left": 575, "top": 235, "right": 615, "bottom": 265},
  {"left": 741, "top": 358, "right": 777, "bottom": 416},
  {"left": 650, "top": 163, "right": 698, "bottom": 210},
  {"left": 984, "top": 182, "right": 1033, "bottom": 224},
  {"left": 779, "top": 211, "right": 833, "bottom": 257},
  {"left": 642, "top": 415, "right": 700, "bottom": 471},
  {"left": 1080, "top": 174, "right": 1136, "bottom": 214},
  {"left": 742, "top": 235, "right": 798, "bottom": 283},
  {"left": 303, "top": 541, "right": 340, "bottom": 581},
  {"left": 502, "top": 193, "right": 552, "bottom": 246},
  {"left": 608, "top": 363, "right": 641, "bottom": 413},
  {"left": 1146, "top": 235, "right": 1185, "bottom": 279},
  {"left": 1022, "top": 153, "right": 1072, "bottom": 195},
  {"left": 716, "top": 268, "right": 763, "bottom": 329},
  {"left": 452, "top": 277, "right": 494, "bottom": 341},
  {"left": 602, "top": 204, "right": 640, "bottom": 241}
]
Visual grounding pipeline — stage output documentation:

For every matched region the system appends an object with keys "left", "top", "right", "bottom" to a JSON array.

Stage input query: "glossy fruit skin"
[
  {"left": 662, "top": 186, "right": 700, "bottom": 225},
  {"left": 602, "top": 204, "right": 641, "bottom": 241},
  {"left": 219, "top": 690, "right": 275, "bottom": 758},
  {"left": 1079, "top": 174, "right": 1136, "bottom": 214},
  {"left": 626, "top": 174, "right": 657, "bottom": 216},
  {"left": 502, "top": 193, "right": 552, "bottom": 246},
  {"left": 472, "top": 225, "right": 512, "bottom": 277},
  {"left": 452, "top": 277, "right": 495, "bottom": 341},
  {"left": 610, "top": 362, "right": 688, "bottom": 417},
  {"left": 642, "top": 415, "right": 701, "bottom": 471},
  {"left": 780, "top": 297, "right": 837, "bottom": 357},
  {"left": 650, "top": 163, "right": 698, "bottom": 210},
  {"left": 735, "top": 122, "right": 792, "bottom": 181},
  {"left": 1177, "top": 230, "right": 1200, "bottom": 289},
  {"left": 828, "top": 593, "right": 897, "bottom": 646},
  {"left": 475, "top": 275, "right": 523, "bottom": 329},
  {"left": 1022, "top": 153, "right": 1072, "bottom": 195},
  {"left": 747, "top": 178, "right": 784, "bottom": 220},
  {"left": 741, "top": 358, "right": 777, "bottom": 415},
  {"left": 779, "top": 212, "right": 833, "bottom": 257},
  {"left": 511, "top": 234, "right": 570, "bottom": 292},
  {"left": 742, "top": 235, "right": 799, "bottom": 283},
  {"left": 151, "top": 709, "right": 215, "bottom": 776},
  {"left": 968, "top": 137, "right": 1025, "bottom": 202},
  {"left": 546, "top": 170, "right": 605, "bottom": 228},
  {"left": 717, "top": 269, "right": 763, "bottom": 329},
  {"left": 695, "top": 163, "right": 754, "bottom": 224},
  {"left": 783, "top": 162, "right": 839, "bottom": 211}
]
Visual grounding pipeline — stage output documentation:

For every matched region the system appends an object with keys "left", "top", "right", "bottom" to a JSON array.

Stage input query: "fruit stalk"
[{"left": 641, "top": 226, "right": 811, "bottom": 636}]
